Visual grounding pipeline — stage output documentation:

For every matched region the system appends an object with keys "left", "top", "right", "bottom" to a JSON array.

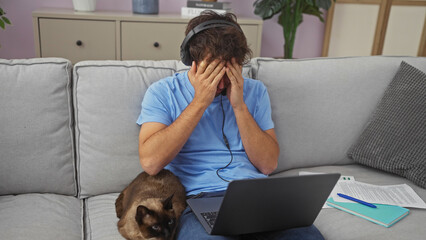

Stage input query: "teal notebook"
[{"left": 326, "top": 197, "right": 409, "bottom": 228}]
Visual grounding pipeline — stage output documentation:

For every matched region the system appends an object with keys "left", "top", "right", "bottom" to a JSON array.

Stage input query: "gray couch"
[{"left": 1, "top": 56, "right": 425, "bottom": 240}]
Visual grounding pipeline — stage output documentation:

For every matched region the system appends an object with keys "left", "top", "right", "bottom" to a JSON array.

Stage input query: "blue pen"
[{"left": 337, "top": 193, "right": 377, "bottom": 208}]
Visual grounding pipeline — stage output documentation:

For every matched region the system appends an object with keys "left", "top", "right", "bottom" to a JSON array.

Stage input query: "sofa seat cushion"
[
  {"left": 273, "top": 164, "right": 426, "bottom": 240},
  {"left": 0, "top": 194, "right": 82, "bottom": 240},
  {"left": 84, "top": 193, "right": 121, "bottom": 240}
]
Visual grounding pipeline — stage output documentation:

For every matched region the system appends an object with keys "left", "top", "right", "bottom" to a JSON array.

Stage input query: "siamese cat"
[{"left": 115, "top": 169, "right": 187, "bottom": 240}]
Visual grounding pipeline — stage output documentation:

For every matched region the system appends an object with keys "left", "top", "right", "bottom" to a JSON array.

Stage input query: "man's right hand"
[{"left": 188, "top": 59, "right": 226, "bottom": 108}]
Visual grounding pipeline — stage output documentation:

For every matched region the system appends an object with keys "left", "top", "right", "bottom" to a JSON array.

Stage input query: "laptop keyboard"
[{"left": 201, "top": 211, "right": 218, "bottom": 228}]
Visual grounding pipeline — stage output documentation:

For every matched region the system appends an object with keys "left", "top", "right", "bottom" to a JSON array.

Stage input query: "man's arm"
[
  {"left": 225, "top": 58, "right": 279, "bottom": 175},
  {"left": 233, "top": 107, "right": 279, "bottom": 175},
  {"left": 138, "top": 101, "right": 207, "bottom": 175},
  {"left": 139, "top": 59, "right": 226, "bottom": 175}
]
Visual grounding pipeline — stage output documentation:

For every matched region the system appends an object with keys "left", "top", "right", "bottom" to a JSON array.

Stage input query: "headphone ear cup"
[{"left": 180, "top": 46, "right": 192, "bottom": 66}]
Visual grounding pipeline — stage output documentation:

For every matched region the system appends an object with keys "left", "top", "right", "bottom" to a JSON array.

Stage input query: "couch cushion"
[
  {"left": 74, "top": 60, "right": 180, "bottom": 198},
  {"left": 251, "top": 56, "right": 426, "bottom": 173},
  {"left": 0, "top": 193, "right": 82, "bottom": 240},
  {"left": 84, "top": 193, "right": 122, "bottom": 240},
  {"left": 0, "top": 58, "right": 76, "bottom": 195},
  {"left": 348, "top": 62, "right": 426, "bottom": 188},
  {"left": 273, "top": 164, "right": 426, "bottom": 240},
  {"left": 92, "top": 165, "right": 426, "bottom": 240}
]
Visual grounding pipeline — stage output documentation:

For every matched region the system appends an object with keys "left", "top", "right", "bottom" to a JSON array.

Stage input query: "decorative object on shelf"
[
  {"left": 182, "top": 0, "right": 232, "bottom": 18},
  {"left": 132, "top": 0, "right": 159, "bottom": 14},
  {"left": 72, "top": 0, "right": 97, "bottom": 12},
  {"left": 187, "top": 0, "right": 231, "bottom": 10},
  {"left": 253, "top": 0, "right": 334, "bottom": 59}
]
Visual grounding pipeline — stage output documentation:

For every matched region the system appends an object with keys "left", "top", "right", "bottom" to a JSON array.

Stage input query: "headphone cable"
[{"left": 216, "top": 94, "right": 233, "bottom": 182}]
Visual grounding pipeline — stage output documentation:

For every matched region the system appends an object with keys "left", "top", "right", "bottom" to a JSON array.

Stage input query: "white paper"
[
  {"left": 299, "top": 171, "right": 355, "bottom": 208},
  {"left": 331, "top": 181, "right": 426, "bottom": 209},
  {"left": 298, "top": 171, "right": 426, "bottom": 209}
]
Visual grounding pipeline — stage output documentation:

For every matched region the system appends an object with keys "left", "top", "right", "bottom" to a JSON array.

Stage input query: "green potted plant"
[{"left": 253, "top": 0, "right": 334, "bottom": 59}]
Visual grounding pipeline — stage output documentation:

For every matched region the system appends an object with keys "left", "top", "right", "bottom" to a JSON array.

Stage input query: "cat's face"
[{"left": 135, "top": 195, "right": 177, "bottom": 240}]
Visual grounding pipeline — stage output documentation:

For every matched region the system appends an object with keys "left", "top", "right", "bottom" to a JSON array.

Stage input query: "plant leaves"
[
  {"left": 253, "top": 0, "right": 288, "bottom": 20},
  {"left": 303, "top": 5, "right": 325, "bottom": 22},
  {"left": 2, "top": 16, "right": 11, "bottom": 25},
  {"left": 0, "top": 19, "right": 5, "bottom": 29},
  {"left": 305, "top": 0, "right": 314, "bottom": 6}
]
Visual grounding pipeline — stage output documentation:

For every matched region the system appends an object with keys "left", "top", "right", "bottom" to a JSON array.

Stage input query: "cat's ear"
[
  {"left": 162, "top": 194, "right": 174, "bottom": 210},
  {"left": 136, "top": 205, "right": 152, "bottom": 225}
]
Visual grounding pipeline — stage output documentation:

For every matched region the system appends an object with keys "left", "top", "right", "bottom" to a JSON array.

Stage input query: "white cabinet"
[{"left": 33, "top": 9, "right": 263, "bottom": 64}]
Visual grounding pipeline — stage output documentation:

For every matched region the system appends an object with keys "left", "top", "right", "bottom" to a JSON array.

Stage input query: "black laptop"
[{"left": 187, "top": 173, "right": 340, "bottom": 235}]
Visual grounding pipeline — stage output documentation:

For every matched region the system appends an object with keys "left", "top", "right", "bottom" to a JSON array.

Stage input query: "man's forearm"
[
  {"left": 233, "top": 104, "right": 279, "bottom": 175},
  {"left": 139, "top": 101, "right": 207, "bottom": 175}
]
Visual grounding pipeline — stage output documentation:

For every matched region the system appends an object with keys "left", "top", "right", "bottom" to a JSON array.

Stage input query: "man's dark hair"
[{"left": 185, "top": 11, "right": 252, "bottom": 66}]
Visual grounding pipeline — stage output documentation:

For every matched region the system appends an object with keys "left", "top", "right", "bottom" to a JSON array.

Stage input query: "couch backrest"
[
  {"left": 3, "top": 56, "right": 425, "bottom": 198},
  {"left": 0, "top": 58, "right": 76, "bottom": 196},
  {"left": 251, "top": 56, "right": 426, "bottom": 173}
]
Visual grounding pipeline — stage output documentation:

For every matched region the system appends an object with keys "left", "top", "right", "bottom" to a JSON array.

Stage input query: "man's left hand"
[{"left": 226, "top": 58, "right": 245, "bottom": 111}]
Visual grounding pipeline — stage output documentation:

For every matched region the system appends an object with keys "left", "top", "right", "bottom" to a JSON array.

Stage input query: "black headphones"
[{"left": 180, "top": 19, "right": 243, "bottom": 66}]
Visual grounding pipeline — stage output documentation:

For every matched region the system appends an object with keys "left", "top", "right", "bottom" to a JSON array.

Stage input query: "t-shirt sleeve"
[
  {"left": 254, "top": 83, "right": 275, "bottom": 131},
  {"left": 136, "top": 84, "right": 173, "bottom": 126}
]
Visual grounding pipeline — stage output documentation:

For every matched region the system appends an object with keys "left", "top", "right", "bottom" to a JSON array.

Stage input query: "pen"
[{"left": 337, "top": 193, "right": 377, "bottom": 208}]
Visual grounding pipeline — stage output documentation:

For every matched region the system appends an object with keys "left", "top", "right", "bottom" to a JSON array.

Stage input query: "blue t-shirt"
[{"left": 137, "top": 71, "right": 274, "bottom": 195}]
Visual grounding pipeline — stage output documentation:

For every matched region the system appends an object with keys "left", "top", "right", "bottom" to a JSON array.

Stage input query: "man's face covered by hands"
[
  {"left": 188, "top": 56, "right": 245, "bottom": 110},
  {"left": 198, "top": 56, "right": 243, "bottom": 96}
]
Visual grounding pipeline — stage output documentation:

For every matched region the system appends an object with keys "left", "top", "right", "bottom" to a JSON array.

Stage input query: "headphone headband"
[{"left": 180, "top": 19, "right": 242, "bottom": 66}]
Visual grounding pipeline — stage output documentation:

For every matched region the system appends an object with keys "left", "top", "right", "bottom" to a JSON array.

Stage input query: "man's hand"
[
  {"left": 226, "top": 58, "right": 245, "bottom": 111},
  {"left": 188, "top": 59, "right": 226, "bottom": 108}
]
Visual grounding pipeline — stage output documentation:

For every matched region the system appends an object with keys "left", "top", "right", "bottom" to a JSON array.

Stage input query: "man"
[{"left": 136, "top": 11, "right": 324, "bottom": 240}]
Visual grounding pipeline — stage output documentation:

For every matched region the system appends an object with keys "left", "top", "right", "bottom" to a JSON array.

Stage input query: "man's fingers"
[
  {"left": 226, "top": 67, "right": 238, "bottom": 86},
  {"left": 207, "top": 61, "right": 226, "bottom": 81},
  {"left": 230, "top": 58, "right": 243, "bottom": 74},
  {"left": 203, "top": 59, "right": 222, "bottom": 77},
  {"left": 212, "top": 66, "right": 227, "bottom": 87},
  {"left": 232, "top": 57, "right": 241, "bottom": 69},
  {"left": 195, "top": 53, "right": 213, "bottom": 74},
  {"left": 227, "top": 59, "right": 240, "bottom": 76},
  {"left": 189, "top": 61, "right": 196, "bottom": 76},
  {"left": 226, "top": 63, "right": 240, "bottom": 85},
  {"left": 197, "top": 59, "right": 208, "bottom": 75}
]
